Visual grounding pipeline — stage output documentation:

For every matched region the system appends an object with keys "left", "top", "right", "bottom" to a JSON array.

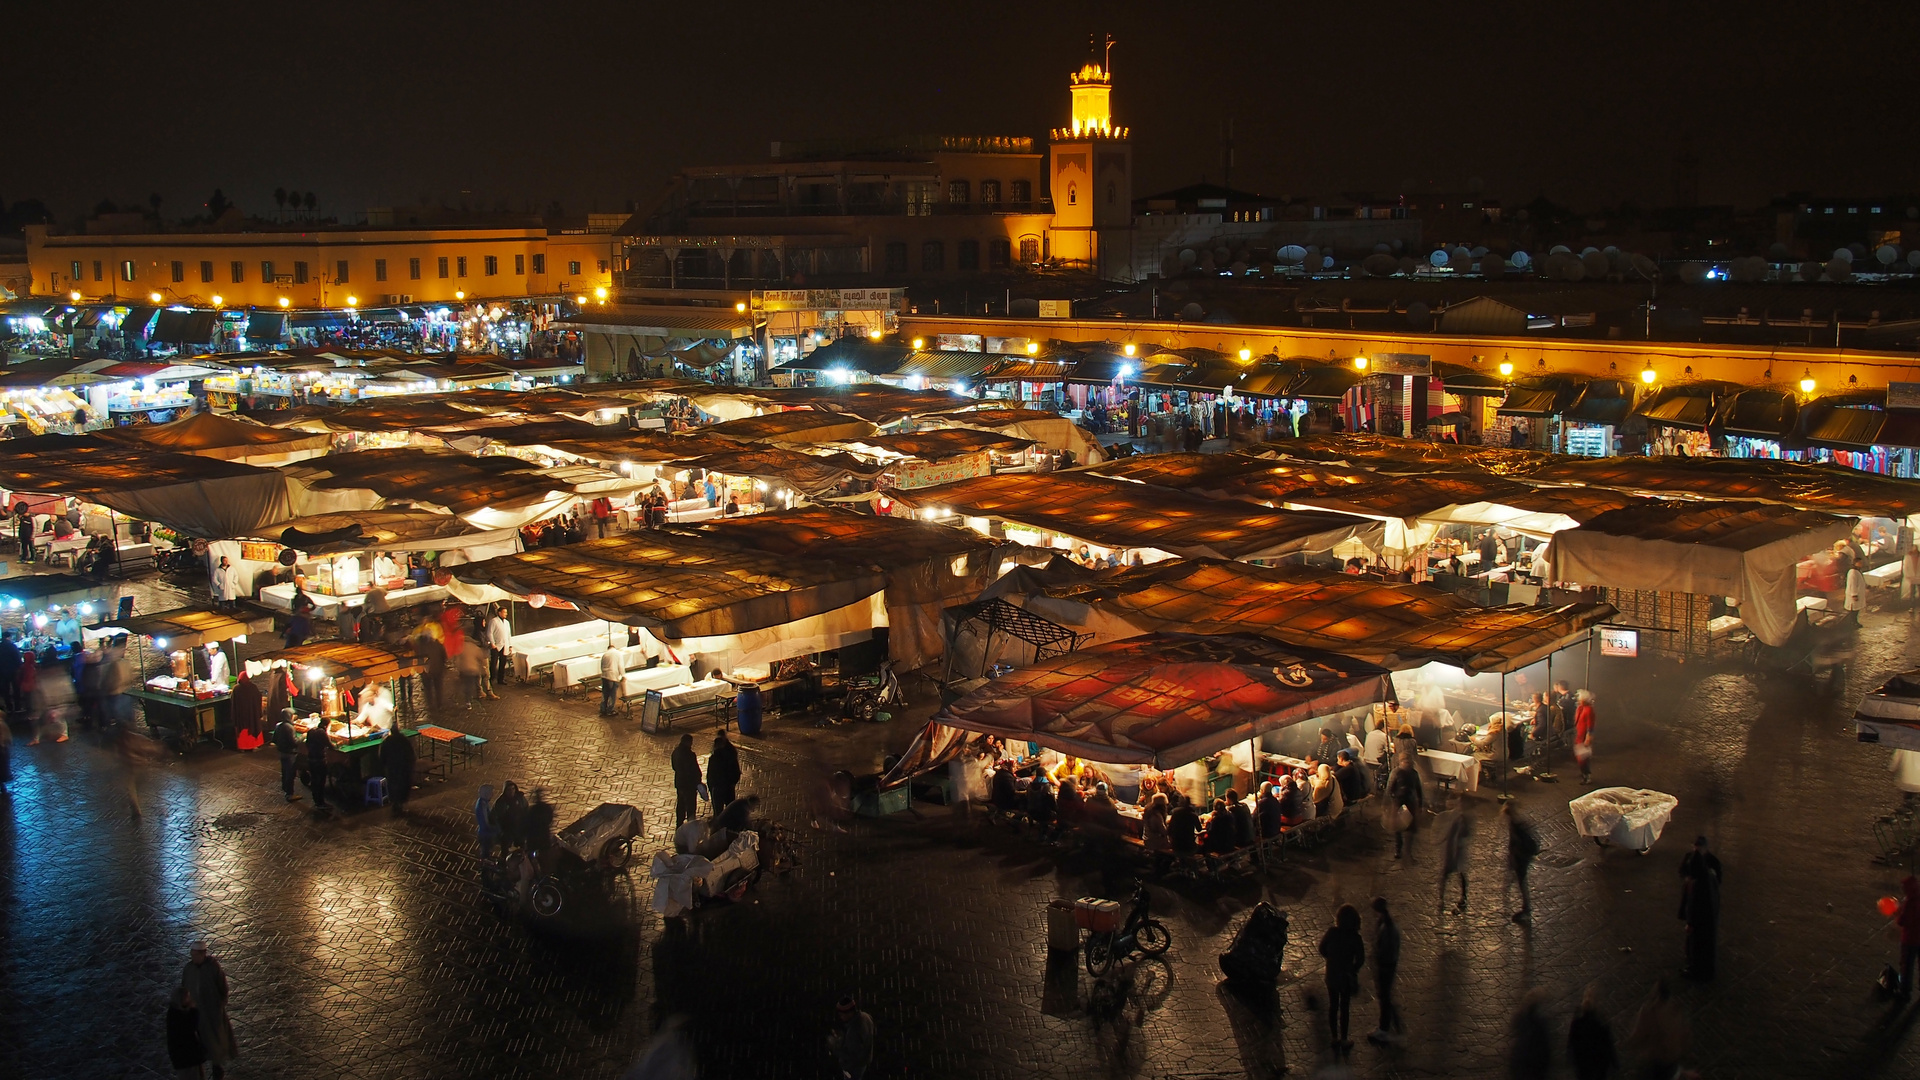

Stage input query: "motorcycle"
[
  {"left": 840, "top": 659, "right": 906, "bottom": 722},
  {"left": 1084, "top": 882, "right": 1171, "bottom": 976}
]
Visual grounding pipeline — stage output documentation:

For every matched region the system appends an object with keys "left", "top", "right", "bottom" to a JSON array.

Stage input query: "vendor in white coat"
[
  {"left": 1894, "top": 750, "right": 1920, "bottom": 806},
  {"left": 211, "top": 556, "right": 245, "bottom": 611},
  {"left": 1845, "top": 563, "right": 1866, "bottom": 626},
  {"left": 201, "top": 642, "right": 230, "bottom": 686}
]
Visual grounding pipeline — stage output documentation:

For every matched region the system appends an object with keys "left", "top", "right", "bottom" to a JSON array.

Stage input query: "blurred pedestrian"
[
  {"left": 1366, "top": 896, "right": 1403, "bottom": 1045},
  {"left": 166, "top": 986, "right": 206, "bottom": 1079},
  {"left": 707, "top": 730, "right": 741, "bottom": 811},
  {"left": 1678, "top": 836, "right": 1723, "bottom": 980},
  {"left": 671, "top": 733, "right": 703, "bottom": 825},
  {"left": 178, "top": 941, "right": 237, "bottom": 1079},
  {"left": 381, "top": 728, "right": 415, "bottom": 813},
  {"left": 305, "top": 715, "right": 330, "bottom": 811},
  {"left": 486, "top": 605, "right": 511, "bottom": 692},
  {"left": 1318, "top": 903, "right": 1366, "bottom": 1051},
  {"left": 1568, "top": 984, "right": 1618, "bottom": 1080},
  {"left": 1573, "top": 689, "right": 1597, "bottom": 785},
  {"left": 1510, "top": 989, "right": 1552, "bottom": 1080},
  {"left": 0, "top": 629, "right": 20, "bottom": 713},
  {"left": 618, "top": 1014, "right": 696, "bottom": 1080},
  {"left": 271, "top": 708, "right": 301, "bottom": 802},
  {"left": 475, "top": 784, "right": 498, "bottom": 860},
  {"left": 827, "top": 994, "right": 875, "bottom": 1080},
  {"left": 1626, "top": 978, "right": 1688, "bottom": 1080},
  {"left": 492, "top": 781, "right": 529, "bottom": 852},
  {"left": 1385, "top": 756, "right": 1424, "bottom": 859},
  {"left": 1504, "top": 802, "right": 1541, "bottom": 924},
  {"left": 1440, "top": 811, "right": 1472, "bottom": 915}
]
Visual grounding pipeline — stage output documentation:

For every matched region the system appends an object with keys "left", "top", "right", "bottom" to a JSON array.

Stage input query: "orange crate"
[{"left": 1073, "top": 897, "right": 1121, "bottom": 933}]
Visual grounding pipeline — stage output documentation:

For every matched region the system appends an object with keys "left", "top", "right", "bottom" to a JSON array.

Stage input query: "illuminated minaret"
[{"left": 1049, "top": 35, "right": 1132, "bottom": 274}]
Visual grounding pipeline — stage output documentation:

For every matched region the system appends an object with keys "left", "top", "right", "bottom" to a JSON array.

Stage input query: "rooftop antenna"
[{"left": 1104, "top": 32, "right": 1114, "bottom": 71}]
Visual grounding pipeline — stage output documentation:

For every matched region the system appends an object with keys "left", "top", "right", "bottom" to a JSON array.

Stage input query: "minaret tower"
[{"left": 1049, "top": 35, "right": 1132, "bottom": 275}]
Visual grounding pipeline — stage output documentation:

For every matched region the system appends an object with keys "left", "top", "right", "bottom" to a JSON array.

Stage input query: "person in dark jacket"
[
  {"left": 1025, "top": 773, "right": 1057, "bottom": 837},
  {"left": 1255, "top": 784, "right": 1284, "bottom": 840},
  {"left": 304, "top": 719, "right": 330, "bottom": 810},
  {"left": 1167, "top": 796, "right": 1199, "bottom": 856},
  {"left": 1386, "top": 761, "right": 1425, "bottom": 858},
  {"left": 1055, "top": 779, "right": 1084, "bottom": 830},
  {"left": 1277, "top": 776, "right": 1311, "bottom": 824},
  {"left": 380, "top": 728, "right": 415, "bottom": 813},
  {"left": 671, "top": 733, "right": 703, "bottom": 825},
  {"left": 1226, "top": 790, "right": 1256, "bottom": 848},
  {"left": 1334, "top": 749, "right": 1372, "bottom": 804},
  {"left": 0, "top": 629, "right": 20, "bottom": 713},
  {"left": 706, "top": 731, "right": 742, "bottom": 811},
  {"left": 492, "top": 781, "right": 529, "bottom": 852},
  {"left": 1567, "top": 983, "right": 1618, "bottom": 1080},
  {"left": 1679, "top": 835, "right": 1723, "bottom": 979},
  {"left": 271, "top": 708, "right": 301, "bottom": 802},
  {"left": 1510, "top": 989, "right": 1553, "bottom": 1080},
  {"left": 1319, "top": 904, "right": 1366, "bottom": 1051},
  {"left": 525, "top": 788, "right": 556, "bottom": 858},
  {"left": 1505, "top": 803, "right": 1542, "bottom": 924},
  {"left": 167, "top": 986, "right": 206, "bottom": 1077},
  {"left": 1367, "top": 897, "right": 1403, "bottom": 1044},
  {"left": 989, "top": 765, "right": 1021, "bottom": 815},
  {"left": 1313, "top": 727, "right": 1342, "bottom": 767}
]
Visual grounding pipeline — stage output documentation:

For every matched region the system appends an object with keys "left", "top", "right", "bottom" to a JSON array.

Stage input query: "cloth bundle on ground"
[{"left": 1569, "top": 787, "right": 1679, "bottom": 851}]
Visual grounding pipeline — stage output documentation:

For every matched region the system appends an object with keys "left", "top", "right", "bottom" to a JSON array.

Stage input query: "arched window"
[
  {"left": 948, "top": 180, "right": 970, "bottom": 204},
  {"left": 980, "top": 180, "right": 1001, "bottom": 205},
  {"left": 1106, "top": 181, "right": 1116, "bottom": 205},
  {"left": 1068, "top": 183, "right": 1078, "bottom": 206}
]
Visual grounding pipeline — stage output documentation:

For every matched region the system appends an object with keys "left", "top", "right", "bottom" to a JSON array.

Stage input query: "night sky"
[{"left": 15, "top": 1, "right": 1919, "bottom": 224}]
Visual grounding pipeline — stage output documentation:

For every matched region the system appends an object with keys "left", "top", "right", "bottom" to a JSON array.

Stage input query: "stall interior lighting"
[
  {"left": 735, "top": 301, "right": 747, "bottom": 312},
  {"left": 153, "top": 637, "right": 167, "bottom": 648}
]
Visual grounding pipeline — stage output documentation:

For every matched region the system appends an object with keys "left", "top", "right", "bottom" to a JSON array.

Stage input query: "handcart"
[{"left": 1569, "top": 787, "right": 1679, "bottom": 853}]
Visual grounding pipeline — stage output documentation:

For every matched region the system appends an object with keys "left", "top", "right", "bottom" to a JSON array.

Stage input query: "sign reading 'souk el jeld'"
[{"left": 756, "top": 288, "right": 903, "bottom": 312}]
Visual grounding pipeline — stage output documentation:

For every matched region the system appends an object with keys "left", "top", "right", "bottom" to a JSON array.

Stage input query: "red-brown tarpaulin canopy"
[{"left": 935, "top": 632, "right": 1395, "bottom": 768}]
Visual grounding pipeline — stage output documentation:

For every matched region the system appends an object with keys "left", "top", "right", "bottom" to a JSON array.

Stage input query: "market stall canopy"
[
  {"left": 278, "top": 447, "right": 643, "bottom": 526},
  {"left": 91, "top": 410, "right": 332, "bottom": 463},
  {"left": 1278, "top": 473, "right": 1637, "bottom": 535},
  {"left": 680, "top": 506, "right": 1006, "bottom": 573},
  {"left": 843, "top": 428, "right": 1035, "bottom": 459},
  {"left": 245, "top": 640, "right": 425, "bottom": 689},
  {"left": 450, "top": 530, "right": 886, "bottom": 638},
  {"left": 676, "top": 447, "right": 884, "bottom": 496},
  {"left": 1261, "top": 433, "right": 1535, "bottom": 476},
  {"left": 0, "top": 572, "right": 113, "bottom": 610},
  {"left": 1025, "top": 557, "right": 1615, "bottom": 672},
  {"left": 887, "top": 471, "right": 1380, "bottom": 560},
  {"left": 1521, "top": 455, "right": 1920, "bottom": 517},
  {"left": 700, "top": 409, "right": 879, "bottom": 444},
  {"left": 531, "top": 429, "right": 739, "bottom": 465},
  {"left": 694, "top": 385, "right": 980, "bottom": 424},
  {"left": 935, "top": 632, "right": 1395, "bottom": 768},
  {"left": 1632, "top": 382, "right": 1737, "bottom": 431},
  {"left": 1282, "top": 363, "right": 1368, "bottom": 401},
  {"left": 265, "top": 399, "right": 493, "bottom": 433},
  {"left": 0, "top": 435, "right": 291, "bottom": 538},
  {"left": 256, "top": 509, "right": 523, "bottom": 555},
  {"left": 979, "top": 359, "right": 1074, "bottom": 382},
  {"left": 1712, "top": 388, "right": 1799, "bottom": 439},
  {"left": 1430, "top": 361, "right": 1510, "bottom": 397},
  {"left": 1497, "top": 376, "right": 1581, "bottom": 418},
  {"left": 554, "top": 304, "right": 754, "bottom": 339},
  {"left": 1853, "top": 669, "right": 1920, "bottom": 751},
  {"left": 1565, "top": 379, "right": 1636, "bottom": 425},
  {"left": 118, "top": 607, "right": 275, "bottom": 649},
  {"left": 1547, "top": 500, "right": 1853, "bottom": 647},
  {"left": 771, "top": 338, "right": 908, "bottom": 376},
  {"left": 920, "top": 408, "right": 1103, "bottom": 463},
  {"left": 1088, "top": 452, "right": 1387, "bottom": 506}
]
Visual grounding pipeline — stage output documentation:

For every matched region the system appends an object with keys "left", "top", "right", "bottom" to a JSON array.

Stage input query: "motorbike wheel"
[
  {"left": 530, "top": 881, "right": 564, "bottom": 918},
  {"left": 1085, "top": 932, "right": 1115, "bottom": 976},
  {"left": 606, "top": 837, "right": 633, "bottom": 870},
  {"left": 1135, "top": 920, "right": 1171, "bottom": 956}
]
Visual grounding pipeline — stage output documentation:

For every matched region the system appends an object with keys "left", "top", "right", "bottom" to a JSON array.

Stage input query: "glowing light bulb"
[
  {"left": 1026, "top": 341, "right": 1040, "bottom": 355},
  {"left": 1238, "top": 348, "right": 1252, "bottom": 362},
  {"left": 1640, "top": 366, "right": 1657, "bottom": 384},
  {"left": 1498, "top": 361, "right": 1514, "bottom": 376},
  {"left": 277, "top": 297, "right": 290, "bottom": 308},
  {"left": 1352, "top": 356, "right": 1369, "bottom": 370},
  {"left": 1799, "top": 373, "right": 1816, "bottom": 394},
  {"left": 1123, "top": 343, "right": 1137, "bottom": 357},
  {"left": 911, "top": 337, "right": 925, "bottom": 350},
  {"left": 211, "top": 294, "right": 223, "bottom": 307}
]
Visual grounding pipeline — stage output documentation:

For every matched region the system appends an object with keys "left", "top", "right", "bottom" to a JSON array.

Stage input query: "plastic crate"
[
  {"left": 853, "top": 784, "right": 913, "bottom": 817},
  {"left": 1073, "top": 897, "right": 1122, "bottom": 933}
]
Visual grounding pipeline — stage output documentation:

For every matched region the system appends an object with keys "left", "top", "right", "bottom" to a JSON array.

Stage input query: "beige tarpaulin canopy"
[
  {"left": 0, "top": 434, "right": 291, "bottom": 538},
  {"left": 92, "top": 411, "right": 332, "bottom": 464},
  {"left": 279, "top": 447, "right": 645, "bottom": 528},
  {"left": 1548, "top": 500, "right": 1852, "bottom": 647},
  {"left": 923, "top": 408, "right": 1103, "bottom": 463},
  {"left": 700, "top": 409, "right": 879, "bottom": 445}
]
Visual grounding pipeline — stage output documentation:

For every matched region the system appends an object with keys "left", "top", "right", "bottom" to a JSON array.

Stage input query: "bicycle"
[{"left": 1084, "top": 882, "right": 1171, "bottom": 976}]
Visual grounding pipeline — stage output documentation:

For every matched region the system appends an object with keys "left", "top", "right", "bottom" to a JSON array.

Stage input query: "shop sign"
[
  {"left": 1889, "top": 382, "right": 1920, "bottom": 410},
  {"left": 1037, "top": 300, "right": 1072, "bottom": 318},
  {"left": 1370, "top": 352, "right": 1431, "bottom": 376},
  {"left": 756, "top": 288, "right": 901, "bottom": 312},
  {"left": 889, "top": 451, "right": 991, "bottom": 490},
  {"left": 239, "top": 541, "right": 281, "bottom": 563},
  {"left": 1597, "top": 626, "right": 1639, "bottom": 658}
]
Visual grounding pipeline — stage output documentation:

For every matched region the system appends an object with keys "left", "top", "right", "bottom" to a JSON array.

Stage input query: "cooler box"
[{"left": 1073, "top": 897, "right": 1122, "bottom": 933}]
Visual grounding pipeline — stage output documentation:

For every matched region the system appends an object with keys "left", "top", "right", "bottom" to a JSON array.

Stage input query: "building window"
[
  {"left": 121, "top": 260, "right": 136, "bottom": 282},
  {"left": 336, "top": 259, "right": 349, "bottom": 283},
  {"left": 1067, "top": 183, "right": 1078, "bottom": 207},
  {"left": 171, "top": 261, "right": 184, "bottom": 282},
  {"left": 988, "top": 239, "right": 1010, "bottom": 269},
  {"left": 70, "top": 260, "right": 82, "bottom": 282},
  {"left": 532, "top": 254, "right": 545, "bottom": 275},
  {"left": 514, "top": 254, "right": 524, "bottom": 275},
  {"left": 293, "top": 262, "right": 309, "bottom": 284},
  {"left": 957, "top": 239, "right": 980, "bottom": 271},
  {"left": 437, "top": 257, "right": 449, "bottom": 278},
  {"left": 231, "top": 261, "right": 245, "bottom": 283},
  {"left": 93, "top": 260, "right": 103, "bottom": 281},
  {"left": 980, "top": 180, "right": 1001, "bottom": 205},
  {"left": 261, "top": 261, "right": 275, "bottom": 283},
  {"left": 884, "top": 242, "right": 908, "bottom": 274},
  {"left": 200, "top": 261, "right": 214, "bottom": 283},
  {"left": 568, "top": 260, "right": 581, "bottom": 275},
  {"left": 597, "top": 259, "right": 609, "bottom": 273},
  {"left": 1010, "top": 180, "right": 1031, "bottom": 206},
  {"left": 948, "top": 180, "right": 970, "bottom": 204},
  {"left": 456, "top": 256, "right": 467, "bottom": 277},
  {"left": 409, "top": 258, "right": 422, "bottom": 280},
  {"left": 484, "top": 255, "right": 498, "bottom": 276},
  {"left": 921, "top": 241, "right": 944, "bottom": 273},
  {"left": 1106, "top": 181, "right": 1116, "bottom": 205},
  {"left": 374, "top": 259, "right": 388, "bottom": 282},
  {"left": 1019, "top": 236, "right": 1040, "bottom": 263}
]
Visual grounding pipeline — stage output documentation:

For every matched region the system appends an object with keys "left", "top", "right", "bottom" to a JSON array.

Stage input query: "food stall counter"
[{"left": 259, "top": 581, "right": 448, "bottom": 614}]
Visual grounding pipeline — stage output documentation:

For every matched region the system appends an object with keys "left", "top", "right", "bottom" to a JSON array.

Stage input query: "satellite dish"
[
  {"left": 1179, "top": 301, "right": 1206, "bottom": 320},
  {"left": 1213, "top": 245, "right": 1232, "bottom": 264},
  {"left": 1322, "top": 255, "right": 1334, "bottom": 269},
  {"left": 1768, "top": 242, "right": 1790, "bottom": 261},
  {"left": 1450, "top": 246, "right": 1472, "bottom": 266},
  {"left": 1230, "top": 261, "right": 1249, "bottom": 276},
  {"left": 1679, "top": 262, "right": 1708, "bottom": 285},
  {"left": 1481, "top": 253, "right": 1506, "bottom": 276},
  {"left": 1363, "top": 253, "right": 1399, "bottom": 277},
  {"left": 1581, "top": 251, "right": 1610, "bottom": 278},
  {"left": 1798, "top": 260, "right": 1823, "bottom": 281},
  {"left": 1826, "top": 259, "right": 1854, "bottom": 282},
  {"left": 1833, "top": 247, "right": 1854, "bottom": 263},
  {"left": 1278, "top": 244, "right": 1307, "bottom": 264},
  {"left": 1470, "top": 246, "right": 1489, "bottom": 258},
  {"left": 1849, "top": 242, "right": 1868, "bottom": 261},
  {"left": 1178, "top": 248, "right": 1197, "bottom": 266},
  {"left": 1560, "top": 258, "right": 1587, "bottom": 282},
  {"left": 1909, "top": 250, "right": 1920, "bottom": 269},
  {"left": 1581, "top": 246, "right": 1600, "bottom": 257},
  {"left": 1550, "top": 244, "right": 1571, "bottom": 255},
  {"left": 1629, "top": 253, "right": 1658, "bottom": 279},
  {"left": 1877, "top": 244, "right": 1899, "bottom": 266},
  {"left": 1510, "top": 250, "right": 1532, "bottom": 269},
  {"left": 1199, "top": 250, "right": 1217, "bottom": 271},
  {"left": 1430, "top": 249, "right": 1450, "bottom": 267},
  {"left": 1398, "top": 256, "right": 1418, "bottom": 275},
  {"left": 1372, "top": 242, "right": 1391, "bottom": 255},
  {"left": 1602, "top": 245, "right": 1620, "bottom": 257}
]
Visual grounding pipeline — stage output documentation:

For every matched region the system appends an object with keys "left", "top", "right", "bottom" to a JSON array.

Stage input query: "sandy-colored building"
[{"left": 24, "top": 214, "right": 621, "bottom": 308}]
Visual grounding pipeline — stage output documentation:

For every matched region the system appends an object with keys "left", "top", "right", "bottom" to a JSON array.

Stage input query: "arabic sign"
[
  {"left": 1370, "top": 353, "right": 1432, "bottom": 376},
  {"left": 756, "top": 288, "right": 903, "bottom": 312}
]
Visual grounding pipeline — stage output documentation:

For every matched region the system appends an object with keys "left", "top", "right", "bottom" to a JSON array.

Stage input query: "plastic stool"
[{"left": 364, "top": 776, "right": 390, "bottom": 807}]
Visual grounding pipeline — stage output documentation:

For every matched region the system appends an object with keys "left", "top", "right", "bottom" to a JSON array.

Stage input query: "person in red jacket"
[
  {"left": 590, "top": 495, "right": 614, "bottom": 538},
  {"left": 1899, "top": 874, "right": 1920, "bottom": 1000},
  {"left": 1573, "top": 689, "right": 1597, "bottom": 786}
]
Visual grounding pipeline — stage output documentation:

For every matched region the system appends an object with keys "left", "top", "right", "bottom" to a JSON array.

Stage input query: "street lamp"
[
  {"left": 68, "top": 290, "right": 81, "bottom": 302},
  {"left": 594, "top": 286, "right": 608, "bottom": 300},
  {"left": 345, "top": 296, "right": 358, "bottom": 308},
  {"left": 455, "top": 290, "right": 466, "bottom": 301},
  {"left": 211, "top": 295, "right": 223, "bottom": 307},
  {"left": 1238, "top": 347, "right": 1252, "bottom": 361},
  {"left": 1800, "top": 370, "right": 1816, "bottom": 394},
  {"left": 1352, "top": 356, "right": 1369, "bottom": 370},
  {"left": 1498, "top": 361, "right": 1514, "bottom": 376},
  {"left": 911, "top": 337, "right": 925, "bottom": 349},
  {"left": 867, "top": 328, "right": 883, "bottom": 341},
  {"left": 1026, "top": 341, "right": 1040, "bottom": 355},
  {"left": 148, "top": 291, "right": 162, "bottom": 304},
  {"left": 277, "top": 297, "right": 291, "bottom": 308},
  {"left": 1640, "top": 362, "right": 1657, "bottom": 384},
  {"left": 735, "top": 301, "right": 747, "bottom": 313},
  {"left": 1123, "top": 342, "right": 1137, "bottom": 357}
]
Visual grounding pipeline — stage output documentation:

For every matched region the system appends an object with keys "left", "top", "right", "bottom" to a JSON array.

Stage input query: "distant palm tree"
[
  {"left": 303, "top": 191, "right": 317, "bottom": 217},
  {"left": 274, "top": 187, "right": 288, "bottom": 219}
]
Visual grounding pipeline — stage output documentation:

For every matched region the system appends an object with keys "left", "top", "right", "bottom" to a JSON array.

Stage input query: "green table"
[{"left": 131, "top": 689, "right": 231, "bottom": 752}]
